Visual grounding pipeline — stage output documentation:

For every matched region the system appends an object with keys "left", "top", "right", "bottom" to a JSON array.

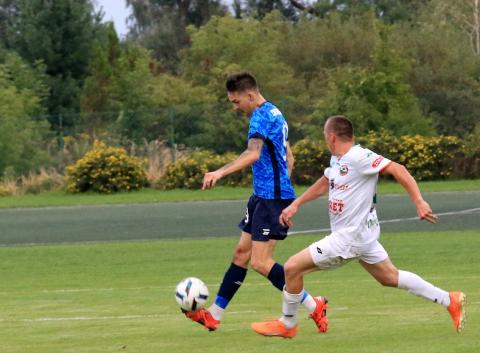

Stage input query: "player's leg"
[
  {"left": 185, "top": 232, "right": 251, "bottom": 330},
  {"left": 207, "top": 232, "right": 251, "bottom": 321},
  {"left": 251, "top": 247, "right": 318, "bottom": 338},
  {"left": 248, "top": 197, "right": 318, "bottom": 312},
  {"left": 359, "top": 242, "right": 466, "bottom": 332},
  {"left": 252, "top": 234, "right": 347, "bottom": 338},
  {"left": 249, "top": 236, "right": 320, "bottom": 311},
  {"left": 249, "top": 238, "right": 278, "bottom": 282},
  {"left": 281, "top": 248, "right": 327, "bottom": 332}
]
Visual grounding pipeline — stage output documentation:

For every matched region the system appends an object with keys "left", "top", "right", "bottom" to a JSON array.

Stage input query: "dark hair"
[
  {"left": 225, "top": 71, "right": 258, "bottom": 92},
  {"left": 325, "top": 115, "right": 354, "bottom": 141}
]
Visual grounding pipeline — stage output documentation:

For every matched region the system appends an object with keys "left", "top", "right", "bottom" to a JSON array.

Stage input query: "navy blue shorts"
[{"left": 238, "top": 195, "right": 295, "bottom": 242}]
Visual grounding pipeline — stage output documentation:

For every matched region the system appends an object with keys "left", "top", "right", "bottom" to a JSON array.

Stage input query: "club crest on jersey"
[{"left": 339, "top": 165, "right": 348, "bottom": 176}]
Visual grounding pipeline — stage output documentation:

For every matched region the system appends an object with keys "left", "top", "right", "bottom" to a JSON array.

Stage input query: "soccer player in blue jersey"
[{"left": 184, "top": 72, "right": 328, "bottom": 332}]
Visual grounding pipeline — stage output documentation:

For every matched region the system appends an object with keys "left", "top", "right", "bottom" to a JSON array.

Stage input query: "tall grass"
[
  {"left": 0, "top": 168, "right": 65, "bottom": 196},
  {"left": 1, "top": 138, "right": 182, "bottom": 195},
  {"left": 124, "top": 139, "right": 185, "bottom": 182}
]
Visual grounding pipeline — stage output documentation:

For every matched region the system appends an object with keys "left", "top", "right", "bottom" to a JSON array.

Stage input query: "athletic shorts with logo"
[
  {"left": 239, "top": 195, "right": 294, "bottom": 241},
  {"left": 308, "top": 214, "right": 388, "bottom": 269}
]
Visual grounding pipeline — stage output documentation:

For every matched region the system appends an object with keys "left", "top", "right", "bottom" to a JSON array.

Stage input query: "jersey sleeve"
[
  {"left": 248, "top": 110, "right": 268, "bottom": 140},
  {"left": 324, "top": 167, "right": 332, "bottom": 179},
  {"left": 356, "top": 149, "right": 391, "bottom": 175}
]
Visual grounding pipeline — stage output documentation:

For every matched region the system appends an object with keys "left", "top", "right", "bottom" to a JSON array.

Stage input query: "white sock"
[
  {"left": 208, "top": 303, "right": 224, "bottom": 321},
  {"left": 301, "top": 291, "right": 317, "bottom": 313},
  {"left": 279, "top": 289, "right": 303, "bottom": 329},
  {"left": 397, "top": 270, "right": 450, "bottom": 307}
]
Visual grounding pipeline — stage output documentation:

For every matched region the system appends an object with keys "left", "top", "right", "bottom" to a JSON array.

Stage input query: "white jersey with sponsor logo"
[{"left": 324, "top": 144, "right": 391, "bottom": 246}]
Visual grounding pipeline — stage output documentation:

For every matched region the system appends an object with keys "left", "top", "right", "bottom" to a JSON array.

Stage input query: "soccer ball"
[{"left": 175, "top": 277, "right": 209, "bottom": 312}]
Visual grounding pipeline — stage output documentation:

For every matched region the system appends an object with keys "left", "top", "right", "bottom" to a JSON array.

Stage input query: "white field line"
[
  {"left": 289, "top": 207, "right": 480, "bottom": 235},
  {"left": 6, "top": 298, "right": 479, "bottom": 324},
  {"left": 0, "top": 307, "right": 358, "bottom": 323},
  {"left": 3, "top": 299, "right": 480, "bottom": 323},
  {"left": 0, "top": 310, "right": 257, "bottom": 323},
  {"left": 3, "top": 273, "right": 477, "bottom": 296}
]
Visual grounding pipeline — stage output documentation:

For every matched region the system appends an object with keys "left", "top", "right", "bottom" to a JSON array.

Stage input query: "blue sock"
[
  {"left": 267, "top": 262, "right": 285, "bottom": 291},
  {"left": 214, "top": 263, "right": 247, "bottom": 309}
]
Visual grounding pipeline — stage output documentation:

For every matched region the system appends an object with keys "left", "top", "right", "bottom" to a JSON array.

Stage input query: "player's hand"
[
  {"left": 202, "top": 171, "right": 223, "bottom": 190},
  {"left": 416, "top": 200, "right": 438, "bottom": 224},
  {"left": 279, "top": 203, "right": 299, "bottom": 227}
]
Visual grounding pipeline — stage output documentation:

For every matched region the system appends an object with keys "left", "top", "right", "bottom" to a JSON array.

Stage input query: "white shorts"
[{"left": 308, "top": 233, "right": 389, "bottom": 270}]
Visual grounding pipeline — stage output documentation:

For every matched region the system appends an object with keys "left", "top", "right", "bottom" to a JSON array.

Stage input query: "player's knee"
[
  {"left": 284, "top": 258, "right": 301, "bottom": 280},
  {"left": 250, "top": 258, "right": 269, "bottom": 275},
  {"left": 232, "top": 245, "right": 250, "bottom": 267}
]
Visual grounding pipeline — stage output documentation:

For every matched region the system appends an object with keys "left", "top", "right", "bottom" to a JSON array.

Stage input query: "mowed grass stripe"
[
  {"left": 0, "top": 179, "right": 479, "bottom": 209},
  {"left": 0, "top": 230, "right": 478, "bottom": 353},
  {"left": 1, "top": 190, "right": 479, "bottom": 245}
]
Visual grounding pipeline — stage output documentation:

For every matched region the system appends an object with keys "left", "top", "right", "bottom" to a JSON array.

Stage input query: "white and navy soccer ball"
[{"left": 175, "top": 277, "right": 209, "bottom": 312}]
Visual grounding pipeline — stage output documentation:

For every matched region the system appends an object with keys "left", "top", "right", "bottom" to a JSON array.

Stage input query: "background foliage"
[
  {"left": 157, "top": 131, "right": 474, "bottom": 190},
  {"left": 0, "top": 0, "right": 479, "bottom": 187},
  {"left": 65, "top": 141, "right": 147, "bottom": 193}
]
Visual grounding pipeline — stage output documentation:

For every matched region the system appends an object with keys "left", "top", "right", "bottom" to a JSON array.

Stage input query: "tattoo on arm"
[
  {"left": 247, "top": 138, "right": 264, "bottom": 153},
  {"left": 216, "top": 138, "right": 263, "bottom": 173}
]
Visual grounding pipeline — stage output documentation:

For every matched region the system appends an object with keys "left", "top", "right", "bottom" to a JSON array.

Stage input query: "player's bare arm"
[
  {"left": 286, "top": 142, "right": 294, "bottom": 177},
  {"left": 381, "top": 162, "right": 438, "bottom": 224},
  {"left": 280, "top": 176, "right": 329, "bottom": 227},
  {"left": 202, "top": 138, "right": 264, "bottom": 190}
]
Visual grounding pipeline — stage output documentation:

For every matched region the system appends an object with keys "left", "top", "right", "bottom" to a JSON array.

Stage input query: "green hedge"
[
  {"left": 157, "top": 131, "right": 478, "bottom": 189},
  {"left": 69, "top": 133, "right": 477, "bottom": 192},
  {"left": 290, "top": 139, "right": 330, "bottom": 185},
  {"left": 293, "top": 132, "right": 466, "bottom": 183},
  {"left": 155, "top": 150, "right": 251, "bottom": 190},
  {"left": 356, "top": 131, "right": 463, "bottom": 181}
]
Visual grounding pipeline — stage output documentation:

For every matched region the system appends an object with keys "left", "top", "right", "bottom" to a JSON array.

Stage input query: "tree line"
[{"left": 0, "top": 0, "right": 479, "bottom": 177}]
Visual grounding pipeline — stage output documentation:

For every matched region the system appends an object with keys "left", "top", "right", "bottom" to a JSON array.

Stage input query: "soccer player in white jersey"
[{"left": 252, "top": 115, "right": 466, "bottom": 338}]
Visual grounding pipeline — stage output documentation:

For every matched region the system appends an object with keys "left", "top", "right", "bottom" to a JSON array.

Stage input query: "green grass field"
[
  {"left": 0, "top": 230, "right": 478, "bottom": 353},
  {"left": 1, "top": 179, "right": 479, "bottom": 208}
]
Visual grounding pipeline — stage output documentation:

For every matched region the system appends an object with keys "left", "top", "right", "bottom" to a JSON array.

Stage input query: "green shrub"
[
  {"left": 155, "top": 150, "right": 251, "bottom": 190},
  {"left": 294, "top": 132, "right": 465, "bottom": 183},
  {"left": 453, "top": 132, "right": 480, "bottom": 179},
  {"left": 356, "top": 129, "right": 400, "bottom": 158},
  {"left": 0, "top": 184, "right": 12, "bottom": 197},
  {"left": 291, "top": 139, "right": 330, "bottom": 185},
  {"left": 358, "top": 132, "right": 462, "bottom": 180},
  {"left": 155, "top": 132, "right": 475, "bottom": 190},
  {"left": 66, "top": 141, "right": 147, "bottom": 193}
]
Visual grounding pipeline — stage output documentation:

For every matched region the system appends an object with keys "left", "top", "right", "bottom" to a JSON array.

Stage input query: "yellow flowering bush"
[
  {"left": 291, "top": 139, "right": 330, "bottom": 185},
  {"left": 0, "top": 184, "right": 12, "bottom": 197},
  {"left": 358, "top": 132, "right": 462, "bottom": 180},
  {"left": 66, "top": 141, "right": 147, "bottom": 193},
  {"left": 291, "top": 131, "right": 464, "bottom": 182},
  {"left": 153, "top": 132, "right": 475, "bottom": 190},
  {"left": 155, "top": 150, "right": 251, "bottom": 190}
]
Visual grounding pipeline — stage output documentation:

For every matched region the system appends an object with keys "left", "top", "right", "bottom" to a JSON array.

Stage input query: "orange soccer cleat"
[
  {"left": 309, "top": 296, "right": 329, "bottom": 333},
  {"left": 184, "top": 308, "right": 220, "bottom": 331},
  {"left": 251, "top": 319, "right": 298, "bottom": 338},
  {"left": 447, "top": 291, "right": 466, "bottom": 332}
]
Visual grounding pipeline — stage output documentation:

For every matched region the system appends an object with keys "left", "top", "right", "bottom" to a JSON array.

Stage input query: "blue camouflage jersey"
[{"left": 248, "top": 101, "right": 295, "bottom": 200}]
